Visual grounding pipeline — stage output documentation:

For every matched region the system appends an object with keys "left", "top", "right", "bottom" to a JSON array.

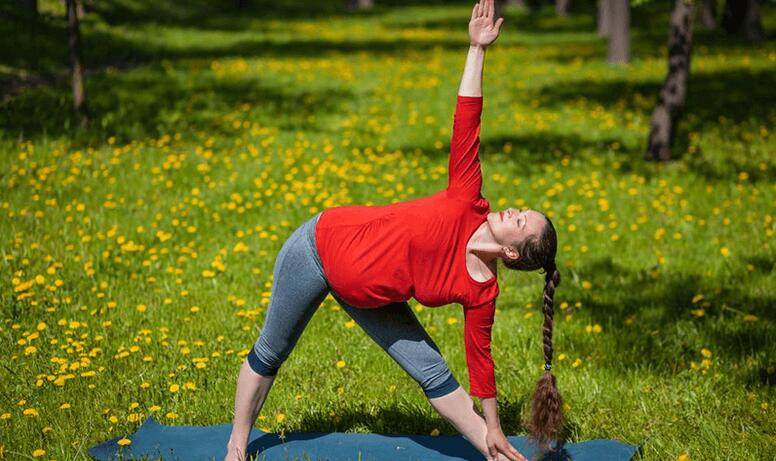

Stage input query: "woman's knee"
[
  {"left": 420, "top": 367, "right": 461, "bottom": 399},
  {"left": 247, "top": 340, "right": 286, "bottom": 377}
]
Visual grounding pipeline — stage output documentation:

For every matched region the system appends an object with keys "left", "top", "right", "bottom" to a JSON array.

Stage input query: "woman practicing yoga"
[{"left": 225, "top": 1, "right": 561, "bottom": 460}]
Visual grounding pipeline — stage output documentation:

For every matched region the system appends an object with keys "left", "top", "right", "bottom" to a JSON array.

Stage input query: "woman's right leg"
[
  {"left": 334, "top": 298, "right": 508, "bottom": 460},
  {"left": 226, "top": 214, "right": 329, "bottom": 459}
]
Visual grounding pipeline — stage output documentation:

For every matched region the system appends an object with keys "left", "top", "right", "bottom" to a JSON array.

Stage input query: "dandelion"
[
  {"left": 32, "top": 448, "right": 46, "bottom": 457},
  {"left": 446, "top": 317, "right": 458, "bottom": 325},
  {"left": 149, "top": 405, "right": 162, "bottom": 412},
  {"left": 677, "top": 454, "right": 689, "bottom": 461},
  {"left": 169, "top": 384, "right": 180, "bottom": 393},
  {"left": 701, "top": 348, "right": 712, "bottom": 358},
  {"left": 743, "top": 314, "right": 758, "bottom": 322},
  {"left": 336, "top": 360, "right": 346, "bottom": 369},
  {"left": 276, "top": 413, "right": 285, "bottom": 423},
  {"left": 571, "top": 358, "right": 582, "bottom": 368},
  {"left": 166, "top": 412, "right": 178, "bottom": 419},
  {"left": 117, "top": 438, "right": 132, "bottom": 446},
  {"left": 23, "top": 408, "right": 38, "bottom": 417},
  {"left": 581, "top": 280, "right": 592, "bottom": 290},
  {"left": 344, "top": 320, "right": 356, "bottom": 328},
  {"left": 720, "top": 247, "right": 730, "bottom": 257}
]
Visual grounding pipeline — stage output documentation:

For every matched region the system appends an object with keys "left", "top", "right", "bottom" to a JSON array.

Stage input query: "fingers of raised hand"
[
  {"left": 494, "top": 17, "right": 504, "bottom": 33},
  {"left": 472, "top": 2, "right": 479, "bottom": 19}
]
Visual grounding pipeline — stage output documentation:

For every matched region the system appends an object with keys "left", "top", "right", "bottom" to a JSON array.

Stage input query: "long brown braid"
[{"left": 502, "top": 215, "right": 563, "bottom": 447}]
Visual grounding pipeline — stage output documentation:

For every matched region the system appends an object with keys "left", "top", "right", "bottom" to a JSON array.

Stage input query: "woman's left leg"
[{"left": 332, "top": 296, "right": 503, "bottom": 460}]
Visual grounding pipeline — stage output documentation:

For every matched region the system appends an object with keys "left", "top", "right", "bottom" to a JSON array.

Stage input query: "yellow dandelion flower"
[
  {"left": 109, "top": 415, "right": 118, "bottom": 424},
  {"left": 344, "top": 320, "right": 356, "bottom": 328},
  {"left": 276, "top": 413, "right": 285, "bottom": 423},
  {"left": 23, "top": 408, "right": 38, "bottom": 417},
  {"left": 720, "top": 247, "right": 730, "bottom": 257},
  {"left": 149, "top": 405, "right": 162, "bottom": 412},
  {"left": 32, "top": 448, "right": 46, "bottom": 457},
  {"left": 743, "top": 314, "right": 758, "bottom": 322},
  {"left": 169, "top": 384, "right": 180, "bottom": 393},
  {"left": 117, "top": 438, "right": 132, "bottom": 446},
  {"left": 202, "top": 270, "right": 216, "bottom": 278},
  {"left": 59, "top": 403, "right": 71, "bottom": 410},
  {"left": 37, "top": 322, "right": 47, "bottom": 331},
  {"left": 581, "top": 280, "right": 592, "bottom": 290},
  {"left": 677, "top": 454, "right": 689, "bottom": 461},
  {"left": 0, "top": 413, "right": 11, "bottom": 420},
  {"left": 184, "top": 382, "right": 197, "bottom": 391},
  {"left": 137, "top": 304, "right": 147, "bottom": 313},
  {"left": 701, "top": 348, "right": 712, "bottom": 358},
  {"left": 336, "top": 360, "right": 346, "bottom": 369},
  {"left": 571, "top": 358, "right": 582, "bottom": 368},
  {"left": 558, "top": 354, "right": 567, "bottom": 361},
  {"left": 447, "top": 317, "right": 458, "bottom": 325},
  {"left": 166, "top": 412, "right": 178, "bottom": 419}
]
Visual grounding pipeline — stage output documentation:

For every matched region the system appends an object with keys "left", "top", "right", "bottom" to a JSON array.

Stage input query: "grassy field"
[{"left": 1, "top": 1, "right": 775, "bottom": 460}]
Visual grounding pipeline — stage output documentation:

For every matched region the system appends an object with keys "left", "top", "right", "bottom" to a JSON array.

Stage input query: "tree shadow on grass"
[
  {"left": 568, "top": 256, "right": 776, "bottom": 382},
  {"left": 533, "top": 67, "right": 776, "bottom": 181},
  {"left": 0, "top": 64, "right": 352, "bottom": 143}
]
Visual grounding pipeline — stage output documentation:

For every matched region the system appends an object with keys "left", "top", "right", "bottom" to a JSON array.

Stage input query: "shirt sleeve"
[
  {"left": 463, "top": 298, "right": 497, "bottom": 398},
  {"left": 447, "top": 96, "right": 484, "bottom": 203}
]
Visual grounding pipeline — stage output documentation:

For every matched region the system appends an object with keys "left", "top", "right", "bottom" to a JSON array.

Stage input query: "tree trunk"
[
  {"left": 742, "top": 0, "right": 763, "bottom": 42},
  {"left": 723, "top": 0, "right": 762, "bottom": 41},
  {"left": 597, "top": 0, "right": 611, "bottom": 37},
  {"left": 66, "top": 0, "right": 87, "bottom": 127},
  {"left": 607, "top": 0, "right": 629, "bottom": 64},
  {"left": 556, "top": 0, "right": 571, "bottom": 17},
  {"left": 344, "top": 0, "right": 373, "bottom": 11},
  {"left": 700, "top": 0, "right": 716, "bottom": 29},
  {"left": 646, "top": 0, "right": 694, "bottom": 162}
]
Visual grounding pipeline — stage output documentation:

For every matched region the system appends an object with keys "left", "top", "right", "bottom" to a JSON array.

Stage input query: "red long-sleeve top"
[{"left": 315, "top": 96, "right": 498, "bottom": 398}]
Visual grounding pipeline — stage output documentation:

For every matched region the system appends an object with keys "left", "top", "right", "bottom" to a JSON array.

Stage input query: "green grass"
[{"left": 1, "top": 1, "right": 775, "bottom": 460}]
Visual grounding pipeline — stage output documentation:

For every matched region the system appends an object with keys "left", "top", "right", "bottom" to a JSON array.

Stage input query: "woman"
[{"left": 225, "top": 1, "right": 562, "bottom": 460}]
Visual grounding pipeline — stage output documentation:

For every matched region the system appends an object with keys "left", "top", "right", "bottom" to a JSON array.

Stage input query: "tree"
[
  {"left": 645, "top": 0, "right": 694, "bottom": 161},
  {"left": 607, "top": 0, "right": 630, "bottom": 63},
  {"left": 700, "top": 0, "right": 717, "bottom": 29},
  {"left": 344, "top": 0, "right": 374, "bottom": 11},
  {"left": 597, "top": 0, "right": 612, "bottom": 36},
  {"left": 722, "top": 0, "right": 763, "bottom": 42},
  {"left": 66, "top": 0, "right": 87, "bottom": 127},
  {"left": 556, "top": 0, "right": 571, "bottom": 17}
]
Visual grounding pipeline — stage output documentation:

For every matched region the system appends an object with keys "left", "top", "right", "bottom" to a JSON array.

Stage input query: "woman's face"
[{"left": 486, "top": 208, "right": 546, "bottom": 257}]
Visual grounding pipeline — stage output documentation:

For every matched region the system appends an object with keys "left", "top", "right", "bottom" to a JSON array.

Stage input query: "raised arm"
[
  {"left": 447, "top": 1, "right": 504, "bottom": 203},
  {"left": 459, "top": 0, "right": 504, "bottom": 97}
]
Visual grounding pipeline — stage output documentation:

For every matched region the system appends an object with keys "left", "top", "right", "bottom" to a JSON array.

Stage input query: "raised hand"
[{"left": 469, "top": 0, "right": 505, "bottom": 48}]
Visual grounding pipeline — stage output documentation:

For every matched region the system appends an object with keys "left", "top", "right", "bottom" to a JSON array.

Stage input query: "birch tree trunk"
[
  {"left": 67, "top": 0, "right": 87, "bottom": 127},
  {"left": 607, "top": 0, "right": 629, "bottom": 64},
  {"left": 646, "top": 0, "right": 695, "bottom": 161}
]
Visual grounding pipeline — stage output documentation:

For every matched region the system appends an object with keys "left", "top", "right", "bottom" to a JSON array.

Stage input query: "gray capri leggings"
[{"left": 247, "top": 212, "right": 460, "bottom": 399}]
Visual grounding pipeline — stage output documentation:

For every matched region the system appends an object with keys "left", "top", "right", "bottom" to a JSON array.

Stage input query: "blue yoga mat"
[{"left": 88, "top": 416, "right": 640, "bottom": 461}]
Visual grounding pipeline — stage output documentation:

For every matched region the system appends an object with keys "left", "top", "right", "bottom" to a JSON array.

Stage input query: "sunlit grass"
[{"left": 1, "top": 2, "right": 775, "bottom": 460}]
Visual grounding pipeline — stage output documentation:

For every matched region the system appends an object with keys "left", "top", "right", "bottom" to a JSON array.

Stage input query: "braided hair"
[{"left": 502, "top": 215, "right": 563, "bottom": 447}]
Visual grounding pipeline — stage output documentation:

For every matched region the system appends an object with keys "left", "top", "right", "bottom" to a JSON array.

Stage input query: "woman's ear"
[{"left": 502, "top": 245, "right": 520, "bottom": 261}]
